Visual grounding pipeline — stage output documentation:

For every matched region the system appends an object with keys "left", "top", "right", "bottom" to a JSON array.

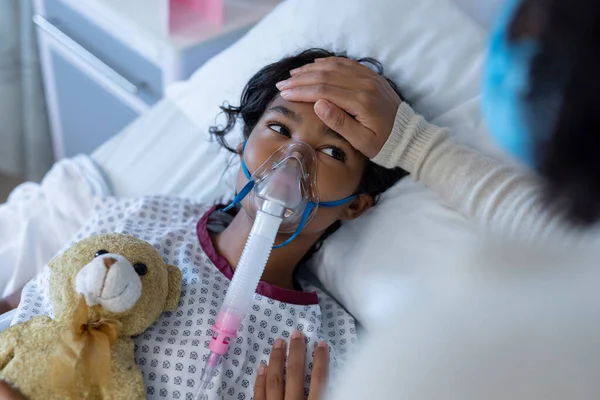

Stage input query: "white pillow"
[
  {"left": 453, "top": 0, "right": 507, "bottom": 31},
  {"left": 97, "top": 0, "right": 502, "bottom": 328}
]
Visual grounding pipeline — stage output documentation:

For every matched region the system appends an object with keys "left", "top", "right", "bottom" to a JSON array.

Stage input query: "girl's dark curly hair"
[
  {"left": 510, "top": 0, "right": 600, "bottom": 225},
  {"left": 210, "top": 48, "right": 408, "bottom": 261}
]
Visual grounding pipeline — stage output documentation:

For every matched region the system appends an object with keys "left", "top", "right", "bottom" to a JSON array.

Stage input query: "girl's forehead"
[
  {"left": 266, "top": 96, "right": 323, "bottom": 125},
  {"left": 262, "top": 95, "right": 361, "bottom": 156}
]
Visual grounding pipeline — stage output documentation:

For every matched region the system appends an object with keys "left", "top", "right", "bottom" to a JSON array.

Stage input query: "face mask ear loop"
[
  {"left": 273, "top": 202, "right": 316, "bottom": 249},
  {"left": 319, "top": 194, "right": 359, "bottom": 208},
  {"left": 222, "top": 142, "right": 253, "bottom": 212}
]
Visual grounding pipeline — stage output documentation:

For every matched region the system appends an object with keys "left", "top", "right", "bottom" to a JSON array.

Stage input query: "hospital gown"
[{"left": 11, "top": 196, "right": 358, "bottom": 400}]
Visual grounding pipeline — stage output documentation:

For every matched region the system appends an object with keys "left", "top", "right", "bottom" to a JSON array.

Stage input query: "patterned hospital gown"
[{"left": 11, "top": 196, "right": 358, "bottom": 400}]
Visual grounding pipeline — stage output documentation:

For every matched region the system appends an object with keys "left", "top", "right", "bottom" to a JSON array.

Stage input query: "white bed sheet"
[
  {"left": 91, "top": 99, "right": 237, "bottom": 203},
  {"left": 0, "top": 156, "right": 110, "bottom": 297}
]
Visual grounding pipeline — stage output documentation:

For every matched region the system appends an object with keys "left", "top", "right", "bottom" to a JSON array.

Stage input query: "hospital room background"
[{"left": 0, "top": 0, "right": 515, "bottom": 396}]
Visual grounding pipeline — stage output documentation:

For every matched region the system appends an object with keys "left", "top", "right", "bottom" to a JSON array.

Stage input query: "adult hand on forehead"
[{"left": 276, "top": 57, "right": 401, "bottom": 158}]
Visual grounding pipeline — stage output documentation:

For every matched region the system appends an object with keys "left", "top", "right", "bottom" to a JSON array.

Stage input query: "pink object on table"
[{"left": 170, "top": 0, "right": 224, "bottom": 27}]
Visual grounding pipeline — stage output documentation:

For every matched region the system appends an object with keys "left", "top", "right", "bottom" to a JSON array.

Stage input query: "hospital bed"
[{"left": 0, "top": 0, "right": 507, "bottom": 332}]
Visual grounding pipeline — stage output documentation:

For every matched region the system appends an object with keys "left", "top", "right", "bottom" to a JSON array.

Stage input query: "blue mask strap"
[
  {"left": 273, "top": 194, "right": 360, "bottom": 248},
  {"left": 319, "top": 194, "right": 358, "bottom": 208},
  {"left": 273, "top": 202, "right": 316, "bottom": 249},
  {"left": 241, "top": 141, "right": 251, "bottom": 179},
  {"left": 222, "top": 142, "right": 253, "bottom": 212},
  {"left": 221, "top": 180, "right": 254, "bottom": 213}
]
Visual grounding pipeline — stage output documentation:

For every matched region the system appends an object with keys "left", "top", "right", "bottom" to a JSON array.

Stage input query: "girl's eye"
[
  {"left": 267, "top": 123, "right": 291, "bottom": 137},
  {"left": 321, "top": 147, "right": 347, "bottom": 162}
]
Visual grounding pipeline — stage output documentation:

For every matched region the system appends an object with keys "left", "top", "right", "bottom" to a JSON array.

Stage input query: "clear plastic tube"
[
  {"left": 196, "top": 201, "right": 283, "bottom": 398},
  {"left": 196, "top": 151, "right": 311, "bottom": 398}
]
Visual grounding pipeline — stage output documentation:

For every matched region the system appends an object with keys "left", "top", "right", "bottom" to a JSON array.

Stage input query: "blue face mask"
[
  {"left": 482, "top": 0, "right": 541, "bottom": 165},
  {"left": 222, "top": 142, "right": 358, "bottom": 248}
]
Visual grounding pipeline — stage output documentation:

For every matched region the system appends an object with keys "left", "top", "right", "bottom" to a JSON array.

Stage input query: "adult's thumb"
[{"left": 315, "top": 99, "right": 350, "bottom": 130}]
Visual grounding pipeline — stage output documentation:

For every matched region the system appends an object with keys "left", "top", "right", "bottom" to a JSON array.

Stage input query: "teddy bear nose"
[{"left": 103, "top": 257, "right": 117, "bottom": 269}]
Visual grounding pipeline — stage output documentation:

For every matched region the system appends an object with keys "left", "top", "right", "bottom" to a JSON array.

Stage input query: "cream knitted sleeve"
[{"left": 372, "top": 103, "right": 577, "bottom": 241}]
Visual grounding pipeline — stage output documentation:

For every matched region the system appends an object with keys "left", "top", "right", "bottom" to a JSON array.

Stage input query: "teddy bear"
[{"left": 0, "top": 233, "right": 182, "bottom": 399}]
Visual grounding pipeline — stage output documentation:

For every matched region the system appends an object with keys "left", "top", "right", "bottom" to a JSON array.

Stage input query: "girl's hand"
[
  {"left": 0, "top": 381, "right": 26, "bottom": 400},
  {"left": 254, "top": 331, "right": 329, "bottom": 400},
  {"left": 276, "top": 57, "right": 401, "bottom": 158}
]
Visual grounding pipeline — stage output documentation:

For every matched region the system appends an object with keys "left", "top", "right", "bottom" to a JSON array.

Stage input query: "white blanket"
[{"left": 0, "top": 156, "right": 110, "bottom": 297}]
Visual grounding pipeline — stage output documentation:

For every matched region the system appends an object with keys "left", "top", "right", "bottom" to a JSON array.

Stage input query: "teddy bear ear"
[{"left": 164, "top": 264, "right": 182, "bottom": 311}]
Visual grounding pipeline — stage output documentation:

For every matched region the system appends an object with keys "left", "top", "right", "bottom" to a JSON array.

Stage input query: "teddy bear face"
[{"left": 49, "top": 233, "right": 181, "bottom": 336}]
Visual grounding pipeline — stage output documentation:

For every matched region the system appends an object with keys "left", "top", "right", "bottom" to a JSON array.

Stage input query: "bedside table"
[{"left": 33, "top": 0, "right": 279, "bottom": 159}]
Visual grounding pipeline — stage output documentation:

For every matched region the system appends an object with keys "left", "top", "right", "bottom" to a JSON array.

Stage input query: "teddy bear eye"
[
  {"left": 95, "top": 250, "right": 109, "bottom": 258},
  {"left": 134, "top": 263, "right": 148, "bottom": 276}
]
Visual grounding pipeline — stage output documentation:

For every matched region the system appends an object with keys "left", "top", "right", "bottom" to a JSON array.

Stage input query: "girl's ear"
[
  {"left": 339, "top": 194, "right": 374, "bottom": 221},
  {"left": 236, "top": 142, "right": 244, "bottom": 157}
]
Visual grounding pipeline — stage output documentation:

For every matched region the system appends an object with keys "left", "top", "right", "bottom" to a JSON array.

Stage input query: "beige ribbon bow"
[{"left": 52, "top": 296, "right": 122, "bottom": 398}]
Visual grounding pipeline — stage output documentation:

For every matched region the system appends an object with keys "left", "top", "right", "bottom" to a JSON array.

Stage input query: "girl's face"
[{"left": 236, "top": 96, "right": 374, "bottom": 237}]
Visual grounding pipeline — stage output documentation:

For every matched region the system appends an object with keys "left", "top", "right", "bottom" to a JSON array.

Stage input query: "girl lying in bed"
[{"left": 4, "top": 48, "right": 407, "bottom": 400}]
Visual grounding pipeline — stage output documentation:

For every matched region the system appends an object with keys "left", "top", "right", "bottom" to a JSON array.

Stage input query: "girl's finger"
[
  {"left": 284, "top": 331, "right": 307, "bottom": 400},
  {"left": 266, "top": 338, "right": 286, "bottom": 399},
  {"left": 253, "top": 364, "right": 268, "bottom": 400},
  {"left": 308, "top": 341, "right": 330, "bottom": 400}
]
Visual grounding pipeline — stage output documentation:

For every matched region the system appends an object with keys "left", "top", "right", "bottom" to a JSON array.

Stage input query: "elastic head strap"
[
  {"left": 222, "top": 142, "right": 253, "bottom": 213},
  {"left": 241, "top": 141, "right": 251, "bottom": 179},
  {"left": 319, "top": 194, "right": 358, "bottom": 208},
  {"left": 275, "top": 194, "right": 360, "bottom": 248},
  {"left": 221, "top": 180, "right": 254, "bottom": 213},
  {"left": 273, "top": 202, "right": 316, "bottom": 249}
]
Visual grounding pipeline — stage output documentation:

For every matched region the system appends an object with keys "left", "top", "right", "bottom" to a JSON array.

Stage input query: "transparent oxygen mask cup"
[
  {"left": 196, "top": 142, "right": 320, "bottom": 398},
  {"left": 246, "top": 142, "right": 320, "bottom": 233}
]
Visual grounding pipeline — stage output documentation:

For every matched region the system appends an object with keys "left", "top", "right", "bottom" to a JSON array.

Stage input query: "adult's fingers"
[
  {"left": 284, "top": 331, "right": 307, "bottom": 400},
  {"left": 314, "top": 100, "right": 375, "bottom": 152},
  {"left": 278, "top": 71, "right": 374, "bottom": 93},
  {"left": 266, "top": 338, "right": 286, "bottom": 399},
  {"left": 280, "top": 85, "right": 362, "bottom": 117},
  {"left": 308, "top": 341, "right": 330, "bottom": 400},
  {"left": 290, "top": 57, "right": 376, "bottom": 79},
  {"left": 284, "top": 55, "right": 401, "bottom": 159},
  {"left": 253, "top": 364, "right": 268, "bottom": 400}
]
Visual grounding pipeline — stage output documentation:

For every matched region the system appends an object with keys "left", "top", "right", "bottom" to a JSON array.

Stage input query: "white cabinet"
[{"left": 33, "top": 0, "right": 278, "bottom": 159}]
